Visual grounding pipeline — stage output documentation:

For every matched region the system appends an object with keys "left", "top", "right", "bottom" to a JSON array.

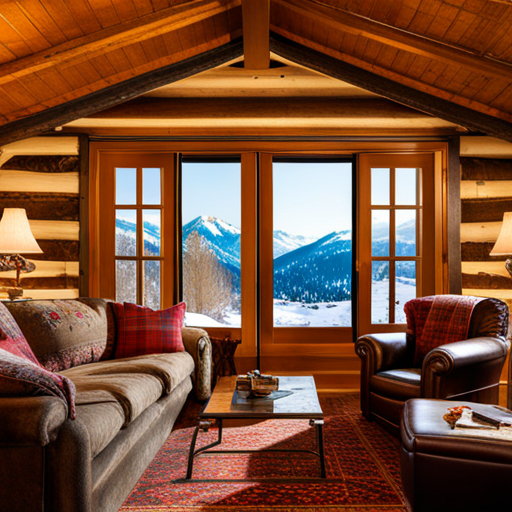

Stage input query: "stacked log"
[{"left": 0, "top": 137, "right": 80, "bottom": 299}]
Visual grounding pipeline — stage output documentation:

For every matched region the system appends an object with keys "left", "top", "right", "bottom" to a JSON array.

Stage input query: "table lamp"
[
  {"left": 490, "top": 211, "right": 512, "bottom": 279},
  {"left": 0, "top": 208, "right": 43, "bottom": 300}
]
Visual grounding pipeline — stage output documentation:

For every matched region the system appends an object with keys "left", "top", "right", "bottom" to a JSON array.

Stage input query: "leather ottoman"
[{"left": 400, "top": 398, "right": 512, "bottom": 512}]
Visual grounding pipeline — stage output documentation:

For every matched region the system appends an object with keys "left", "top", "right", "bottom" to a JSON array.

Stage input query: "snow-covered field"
[{"left": 185, "top": 278, "right": 416, "bottom": 328}]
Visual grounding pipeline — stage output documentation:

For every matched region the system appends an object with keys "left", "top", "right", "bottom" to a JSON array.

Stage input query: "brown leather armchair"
[{"left": 355, "top": 297, "right": 510, "bottom": 433}]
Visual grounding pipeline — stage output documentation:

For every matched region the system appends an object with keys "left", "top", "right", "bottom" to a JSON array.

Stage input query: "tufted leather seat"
[{"left": 355, "top": 297, "right": 510, "bottom": 433}]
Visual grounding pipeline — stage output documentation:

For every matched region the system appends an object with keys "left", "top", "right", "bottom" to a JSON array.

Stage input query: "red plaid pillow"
[{"left": 113, "top": 302, "right": 186, "bottom": 359}]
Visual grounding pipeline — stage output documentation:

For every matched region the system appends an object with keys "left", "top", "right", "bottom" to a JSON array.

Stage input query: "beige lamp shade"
[{"left": 0, "top": 208, "right": 43, "bottom": 254}]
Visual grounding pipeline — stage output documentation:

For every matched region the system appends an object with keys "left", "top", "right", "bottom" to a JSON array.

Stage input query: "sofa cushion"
[
  {"left": 75, "top": 390, "right": 125, "bottom": 458},
  {"left": 4, "top": 299, "right": 115, "bottom": 372},
  {"left": 113, "top": 302, "right": 186, "bottom": 359},
  {"left": 61, "top": 351, "right": 195, "bottom": 397},
  {"left": 0, "top": 303, "right": 76, "bottom": 419},
  {"left": 69, "top": 373, "right": 164, "bottom": 428}
]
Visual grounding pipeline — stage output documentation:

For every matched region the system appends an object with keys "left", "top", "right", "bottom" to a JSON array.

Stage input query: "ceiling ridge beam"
[
  {"left": 0, "top": 38, "right": 244, "bottom": 147},
  {"left": 269, "top": 32, "right": 512, "bottom": 143},
  {"left": 0, "top": 0, "right": 241, "bottom": 87},
  {"left": 274, "top": 0, "right": 512, "bottom": 83}
]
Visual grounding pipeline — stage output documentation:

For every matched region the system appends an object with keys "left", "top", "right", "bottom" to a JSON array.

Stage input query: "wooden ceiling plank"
[
  {"left": 104, "top": 48, "right": 133, "bottom": 74},
  {"left": 274, "top": 0, "right": 512, "bottom": 84},
  {"left": 151, "top": 34, "right": 171, "bottom": 60},
  {"left": 133, "top": 0, "right": 155, "bottom": 17},
  {"left": 241, "top": 0, "right": 269, "bottom": 69},
  {"left": 376, "top": 45, "right": 400, "bottom": 70},
  {"left": 362, "top": 38, "right": 383, "bottom": 66},
  {"left": 89, "top": 54, "right": 117, "bottom": 79},
  {"left": 444, "top": 9, "right": 478, "bottom": 47},
  {"left": 38, "top": 0, "right": 86, "bottom": 40},
  {"left": 0, "top": 2, "right": 52, "bottom": 53},
  {"left": 123, "top": 41, "right": 150, "bottom": 69},
  {"left": 16, "top": 0, "right": 68, "bottom": 47},
  {"left": 162, "top": 30, "right": 184, "bottom": 54},
  {"left": 85, "top": 0, "right": 121, "bottom": 28},
  {"left": 269, "top": 32, "right": 512, "bottom": 142},
  {"left": 62, "top": 0, "right": 102, "bottom": 34},
  {"left": 0, "top": 42, "right": 17, "bottom": 66},
  {"left": 0, "top": 0, "right": 240, "bottom": 87},
  {"left": 176, "top": 24, "right": 199, "bottom": 52},
  {"left": 227, "top": 2, "right": 242, "bottom": 33},
  {"left": 0, "top": 37, "right": 244, "bottom": 146},
  {"left": 18, "top": 73, "right": 56, "bottom": 103},
  {"left": 35, "top": 68, "right": 73, "bottom": 97},
  {"left": 0, "top": 15, "right": 40, "bottom": 59},
  {"left": 139, "top": 38, "right": 161, "bottom": 64},
  {"left": 110, "top": 0, "right": 139, "bottom": 23}
]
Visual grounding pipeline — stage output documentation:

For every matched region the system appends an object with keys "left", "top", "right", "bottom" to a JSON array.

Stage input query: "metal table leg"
[
  {"left": 311, "top": 419, "right": 326, "bottom": 478},
  {"left": 185, "top": 419, "right": 222, "bottom": 480}
]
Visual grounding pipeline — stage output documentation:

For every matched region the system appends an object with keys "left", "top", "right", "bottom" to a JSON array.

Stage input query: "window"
[{"left": 181, "top": 158, "right": 242, "bottom": 327}]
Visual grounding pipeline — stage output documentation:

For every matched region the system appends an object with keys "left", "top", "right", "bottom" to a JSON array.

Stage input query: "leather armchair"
[{"left": 355, "top": 297, "right": 510, "bottom": 432}]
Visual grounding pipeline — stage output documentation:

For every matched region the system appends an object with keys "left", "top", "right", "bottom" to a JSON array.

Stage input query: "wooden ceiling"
[{"left": 1, "top": 0, "right": 512, "bottom": 144}]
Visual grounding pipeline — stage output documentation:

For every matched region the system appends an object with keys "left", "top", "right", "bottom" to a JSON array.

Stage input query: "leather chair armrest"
[
  {"left": 355, "top": 333, "right": 409, "bottom": 374},
  {"left": 423, "top": 337, "right": 509, "bottom": 373},
  {"left": 422, "top": 337, "right": 510, "bottom": 399},
  {"left": 0, "top": 396, "right": 68, "bottom": 446},
  {"left": 182, "top": 326, "right": 213, "bottom": 401}
]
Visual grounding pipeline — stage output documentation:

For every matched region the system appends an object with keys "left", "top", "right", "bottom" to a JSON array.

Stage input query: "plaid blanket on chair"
[{"left": 404, "top": 295, "right": 484, "bottom": 366}]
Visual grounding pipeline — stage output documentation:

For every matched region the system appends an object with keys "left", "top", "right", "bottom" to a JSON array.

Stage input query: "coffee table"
[{"left": 185, "top": 375, "right": 325, "bottom": 480}]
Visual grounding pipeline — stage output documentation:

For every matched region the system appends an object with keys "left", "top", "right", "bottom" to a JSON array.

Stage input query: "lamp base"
[{"left": 7, "top": 287, "right": 23, "bottom": 300}]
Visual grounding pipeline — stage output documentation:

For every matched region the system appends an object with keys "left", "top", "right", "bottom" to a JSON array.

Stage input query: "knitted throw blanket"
[{"left": 404, "top": 295, "right": 483, "bottom": 366}]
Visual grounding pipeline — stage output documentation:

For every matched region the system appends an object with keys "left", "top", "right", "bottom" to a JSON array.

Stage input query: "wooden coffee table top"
[{"left": 201, "top": 375, "right": 323, "bottom": 420}]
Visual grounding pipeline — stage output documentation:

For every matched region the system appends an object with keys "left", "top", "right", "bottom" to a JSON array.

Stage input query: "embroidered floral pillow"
[
  {"left": 0, "top": 303, "right": 76, "bottom": 419},
  {"left": 113, "top": 302, "right": 186, "bottom": 359},
  {"left": 5, "top": 299, "right": 114, "bottom": 372}
]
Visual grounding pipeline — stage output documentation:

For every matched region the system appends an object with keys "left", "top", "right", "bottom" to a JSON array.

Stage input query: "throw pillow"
[
  {"left": 113, "top": 302, "right": 186, "bottom": 359},
  {"left": 0, "top": 303, "right": 76, "bottom": 419},
  {"left": 5, "top": 299, "right": 114, "bottom": 372}
]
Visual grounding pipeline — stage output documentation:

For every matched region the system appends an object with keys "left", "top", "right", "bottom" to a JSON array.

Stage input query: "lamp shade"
[
  {"left": 490, "top": 212, "right": 512, "bottom": 256},
  {"left": 0, "top": 208, "right": 43, "bottom": 254}
]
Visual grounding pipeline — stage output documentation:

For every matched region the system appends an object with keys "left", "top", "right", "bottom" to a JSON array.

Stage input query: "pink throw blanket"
[{"left": 404, "top": 295, "right": 483, "bottom": 365}]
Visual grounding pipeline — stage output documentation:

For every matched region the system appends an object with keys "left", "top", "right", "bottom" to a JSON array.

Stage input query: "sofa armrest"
[
  {"left": 0, "top": 396, "right": 68, "bottom": 446},
  {"left": 422, "top": 336, "right": 510, "bottom": 399},
  {"left": 182, "top": 327, "right": 213, "bottom": 401}
]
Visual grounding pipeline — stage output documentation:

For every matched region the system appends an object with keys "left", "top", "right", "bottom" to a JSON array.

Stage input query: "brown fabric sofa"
[
  {"left": 355, "top": 297, "right": 510, "bottom": 433},
  {"left": 0, "top": 298, "right": 212, "bottom": 512}
]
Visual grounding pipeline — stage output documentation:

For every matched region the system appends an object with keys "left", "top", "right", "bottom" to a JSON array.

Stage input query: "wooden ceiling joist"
[
  {"left": 269, "top": 33, "right": 512, "bottom": 143},
  {"left": 0, "top": 38, "right": 244, "bottom": 147},
  {"left": 272, "top": 0, "right": 512, "bottom": 84},
  {"left": 0, "top": 0, "right": 241, "bottom": 88}
]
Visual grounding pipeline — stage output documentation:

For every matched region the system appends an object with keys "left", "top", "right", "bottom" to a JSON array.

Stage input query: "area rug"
[{"left": 119, "top": 393, "right": 406, "bottom": 512}]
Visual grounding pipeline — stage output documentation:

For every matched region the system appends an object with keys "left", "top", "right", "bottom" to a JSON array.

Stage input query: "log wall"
[
  {"left": 0, "top": 136, "right": 80, "bottom": 299},
  {"left": 460, "top": 136, "right": 512, "bottom": 308}
]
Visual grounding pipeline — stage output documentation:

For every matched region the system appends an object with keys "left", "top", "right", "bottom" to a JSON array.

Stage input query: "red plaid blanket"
[{"left": 404, "top": 295, "right": 483, "bottom": 365}]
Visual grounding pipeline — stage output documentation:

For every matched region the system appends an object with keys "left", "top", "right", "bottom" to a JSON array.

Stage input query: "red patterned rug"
[{"left": 120, "top": 393, "right": 406, "bottom": 512}]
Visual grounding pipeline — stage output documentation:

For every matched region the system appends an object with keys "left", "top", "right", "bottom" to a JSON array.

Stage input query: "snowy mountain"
[
  {"left": 273, "top": 230, "right": 317, "bottom": 258},
  {"left": 115, "top": 218, "right": 160, "bottom": 256},
  {"left": 273, "top": 230, "right": 353, "bottom": 303}
]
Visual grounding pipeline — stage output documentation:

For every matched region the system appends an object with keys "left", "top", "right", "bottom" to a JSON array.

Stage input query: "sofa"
[{"left": 0, "top": 298, "right": 212, "bottom": 512}]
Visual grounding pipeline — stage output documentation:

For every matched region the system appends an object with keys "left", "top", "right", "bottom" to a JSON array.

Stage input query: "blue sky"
[{"left": 182, "top": 160, "right": 353, "bottom": 238}]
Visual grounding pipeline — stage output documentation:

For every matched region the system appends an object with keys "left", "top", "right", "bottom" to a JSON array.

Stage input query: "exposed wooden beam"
[
  {"left": 269, "top": 33, "right": 512, "bottom": 143},
  {"left": 273, "top": 0, "right": 512, "bottom": 84},
  {"left": 242, "top": 0, "right": 270, "bottom": 69},
  {"left": 0, "top": 0, "right": 241, "bottom": 87},
  {"left": 0, "top": 38, "right": 244, "bottom": 147}
]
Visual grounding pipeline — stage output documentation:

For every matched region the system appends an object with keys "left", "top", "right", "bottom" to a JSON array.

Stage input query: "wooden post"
[{"left": 242, "top": 0, "right": 270, "bottom": 69}]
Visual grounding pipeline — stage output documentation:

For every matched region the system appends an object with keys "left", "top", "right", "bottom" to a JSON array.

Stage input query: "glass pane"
[
  {"left": 371, "top": 168, "right": 390, "bottom": 205},
  {"left": 396, "top": 210, "right": 416, "bottom": 256},
  {"left": 395, "top": 261, "right": 416, "bottom": 323},
  {"left": 116, "top": 168, "right": 136, "bottom": 204},
  {"left": 182, "top": 160, "right": 241, "bottom": 327},
  {"left": 143, "top": 260, "right": 160, "bottom": 310},
  {"left": 372, "top": 210, "right": 389, "bottom": 256},
  {"left": 116, "top": 260, "right": 137, "bottom": 304},
  {"left": 143, "top": 210, "right": 160, "bottom": 256},
  {"left": 143, "top": 168, "right": 161, "bottom": 205},
  {"left": 372, "top": 261, "right": 389, "bottom": 324},
  {"left": 396, "top": 168, "right": 418, "bottom": 205},
  {"left": 116, "top": 210, "right": 136, "bottom": 256},
  {"left": 273, "top": 161, "right": 352, "bottom": 327}
]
